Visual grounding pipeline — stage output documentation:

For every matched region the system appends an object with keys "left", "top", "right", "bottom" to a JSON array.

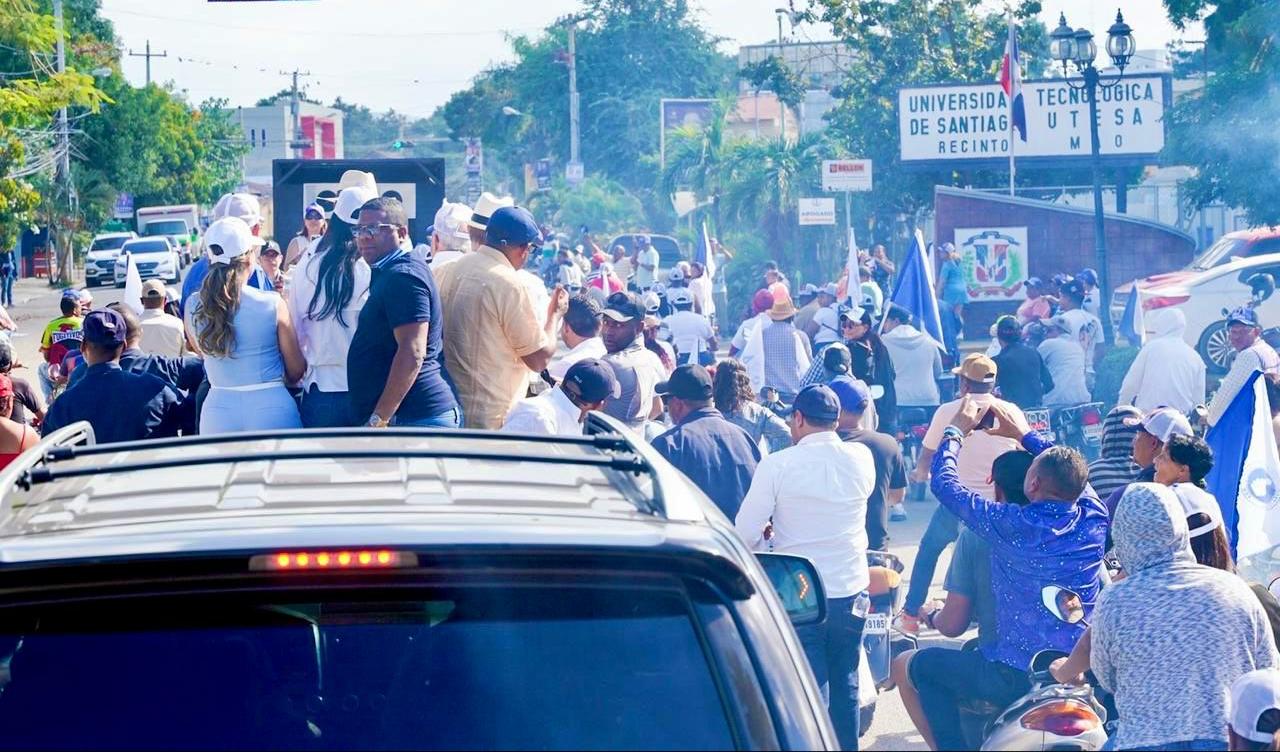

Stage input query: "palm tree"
[
  {"left": 717, "top": 133, "right": 832, "bottom": 280},
  {"left": 660, "top": 99, "right": 732, "bottom": 234}
]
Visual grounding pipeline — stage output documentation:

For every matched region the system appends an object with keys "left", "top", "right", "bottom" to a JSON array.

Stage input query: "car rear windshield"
[
  {"left": 89, "top": 236, "right": 130, "bottom": 251},
  {"left": 123, "top": 240, "right": 170, "bottom": 254},
  {"left": 0, "top": 585, "right": 735, "bottom": 750},
  {"left": 143, "top": 220, "right": 188, "bottom": 236}
]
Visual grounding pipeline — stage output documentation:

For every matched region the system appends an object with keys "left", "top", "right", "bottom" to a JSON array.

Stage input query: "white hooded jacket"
[
  {"left": 1117, "top": 308, "right": 1206, "bottom": 414},
  {"left": 881, "top": 324, "right": 942, "bottom": 406}
]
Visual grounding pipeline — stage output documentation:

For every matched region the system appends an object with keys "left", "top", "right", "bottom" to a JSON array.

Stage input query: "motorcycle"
[
  {"left": 1050, "top": 402, "right": 1105, "bottom": 463},
  {"left": 858, "top": 550, "right": 918, "bottom": 737},
  {"left": 959, "top": 585, "right": 1109, "bottom": 750}
]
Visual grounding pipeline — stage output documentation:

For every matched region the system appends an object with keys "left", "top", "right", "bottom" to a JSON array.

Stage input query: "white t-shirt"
[
  {"left": 661, "top": 310, "right": 713, "bottom": 363},
  {"left": 688, "top": 276, "right": 714, "bottom": 317},
  {"left": 812, "top": 304, "right": 841, "bottom": 345},
  {"left": 634, "top": 247, "right": 660, "bottom": 289}
]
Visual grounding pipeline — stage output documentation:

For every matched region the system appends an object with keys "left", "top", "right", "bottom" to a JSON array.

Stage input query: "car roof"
[
  {"left": 0, "top": 419, "right": 716, "bottom": 566},
  {"left": 93, "top": 232, "right": 135, "bottom": 239},
  {"left": 1226, "top": 227, "right": 1280, "bottom": 242},
  {"left": 125, "top": 236, "right": 170, "bottom": 245}
]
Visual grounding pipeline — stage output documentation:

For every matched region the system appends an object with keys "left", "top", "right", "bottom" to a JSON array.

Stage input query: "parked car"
[
  {"left": 1128, "top": 252, "right": 1280, "bottom": 373},
  {"left": 114, "top": 236, "right": 181, "bottom": 286},
  {"left": 1111, "top": 227, "right": 1280, "bottom": 326},
  {"left": 0, "top": 417, "right": 842, "bottom": 750},
  {"left": 83, "top": 231, "right": 137, "bottom": 287}
]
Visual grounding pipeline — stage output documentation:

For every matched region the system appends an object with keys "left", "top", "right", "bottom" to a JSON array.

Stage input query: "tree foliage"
[
  {"left": 526, "top": 175, "right": 646, "bottom": 235},
  {"left": 1162, "top": 0, "right": 1280, "bottom": 223}
]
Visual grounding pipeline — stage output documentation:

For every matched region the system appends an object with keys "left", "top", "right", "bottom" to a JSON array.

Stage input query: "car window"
[
  {"left": 123, "top": 240, "right": 170, "bottom": 253},
  {"left": 0, "top": 585, "right": 736, "bottom": 750},
  {"left": 89, "top": 236, "right": 130, "bottom": 251},
  {"left": 143, "top": 220, "right": 188, "bottom": 236},
  {"left": 1249, "top": 238, "right": 1280, "bottom": 257}
]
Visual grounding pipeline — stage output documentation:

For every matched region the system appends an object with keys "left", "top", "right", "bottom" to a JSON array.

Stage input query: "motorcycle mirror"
[{"left": 1041, "top": 585, "right": 1086, "bottom": 624}]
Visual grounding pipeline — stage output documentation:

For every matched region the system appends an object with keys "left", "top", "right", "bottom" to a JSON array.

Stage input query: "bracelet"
[{"left": 941, "top": 426, "right": 965, "bottom": 443}]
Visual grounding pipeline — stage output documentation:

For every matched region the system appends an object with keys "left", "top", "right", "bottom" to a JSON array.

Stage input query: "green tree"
[
  {"left": 1160, "top": 0, "right": 1280, "bottom": 223},
  {"left": 526, "top": 175, "right": 646, "bottom": 236}
]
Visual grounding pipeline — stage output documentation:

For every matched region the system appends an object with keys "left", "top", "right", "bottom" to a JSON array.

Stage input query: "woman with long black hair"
[
  {"left": 287, "top": 184, "right": 376, "bottom": 427},
  {"left": 843, "top": 307, "right": 898, "bottom": 434}
]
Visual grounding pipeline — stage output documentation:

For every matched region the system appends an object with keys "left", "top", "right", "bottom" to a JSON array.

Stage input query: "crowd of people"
[{"left": 13, "top": 171, "right": 1280, "bottom": 750}]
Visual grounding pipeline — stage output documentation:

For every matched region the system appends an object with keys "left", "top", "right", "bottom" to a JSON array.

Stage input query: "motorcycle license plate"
[
  {"left": 864, "top": 612, "right": 888, "bottom": 634},
  {"left": 1084, "top": 422, "right": 1104, "bottom": 442}
]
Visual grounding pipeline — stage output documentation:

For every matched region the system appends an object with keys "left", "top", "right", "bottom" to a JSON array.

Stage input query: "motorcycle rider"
[
  {"left": 1209, "top": 306, "right": 1280, "bottom": 427},
  {"left": 1090, "top": 483, "right": 1277, "bottom": 750},
  {"left": 910, "top": 398, "right": 1106, "bottom": 751},
  {"left": 1117, "top": 306, "right": 1206, "bottom": 414},
  {"left": 1102, "top": 406, "right": 1194, "bottom": 519},
  {"left": 892, "top": 449, "right": 1034, "bottom": 750},
  {"left": 991, "top": 315, "right": 1053, "bottom": 409}
]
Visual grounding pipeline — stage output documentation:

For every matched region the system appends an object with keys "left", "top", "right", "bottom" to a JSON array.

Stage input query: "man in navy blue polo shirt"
[
  {"left": 347, "top": 196, "right": 459, "bottom": 428},
  {"left": 651, "top": 364, "right": 760, "bottom": 518},
  {"left": 42, "top": 309, "right": 182, "bottom": 443}
]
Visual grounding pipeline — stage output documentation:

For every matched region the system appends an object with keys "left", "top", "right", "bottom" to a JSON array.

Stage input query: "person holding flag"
[
  {"left": 1000, "top": 16, "right": 1028, "bottom": 194},
  {"left": 1209, "top": 307, "right": 1280, "bottom": 427},
  {"left": 689, "top": 221, "right": 717, "bottom": 323}
]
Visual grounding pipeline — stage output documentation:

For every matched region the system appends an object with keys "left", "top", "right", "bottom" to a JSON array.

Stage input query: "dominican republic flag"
[
  {"left": 879, "top": 230, "right": 945, "bottom": 350},
  {"left": 694, "top": 220, "right": 715, "bottom": 281},
  {"left": 1205, "top": 371, "right": 1280, "bottom": 558},
  {"left": 1000, "top": 20, "right": 1028, "bottom": 142}
]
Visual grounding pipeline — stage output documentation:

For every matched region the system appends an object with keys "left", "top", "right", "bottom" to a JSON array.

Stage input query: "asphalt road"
[{"left": 5, "top": 269, "right": 960, "bottom": 748}]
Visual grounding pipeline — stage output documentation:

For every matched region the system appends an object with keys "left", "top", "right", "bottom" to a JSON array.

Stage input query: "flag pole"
[{"left": 1007, "top": 15, "right": 1016, "bottom": 197}]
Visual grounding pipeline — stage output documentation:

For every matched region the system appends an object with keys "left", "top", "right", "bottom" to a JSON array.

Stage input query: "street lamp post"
[{"left": 1050, "top": 10, "right": 1135, "bottom": 342}]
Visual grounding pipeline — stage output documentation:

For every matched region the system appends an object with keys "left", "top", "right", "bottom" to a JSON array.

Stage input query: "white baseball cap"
[
  {"left": 668, "top": 267, "right": 685, "bottom": 283},
  {"left": 1123, "top": 407, "right": 1194, "bottom": 443},
  {"left": 668, "top": 287, "right": 693, "bottom": 306},
  {"left": 467, "top": 192, "right": 514, "bottom": 231},
  {"left": 338, "top": 170, "right": 377, "bottom": 193},
  {"left": 204, "top": 217, "right": 264, "bottom": 265},
  {"left": 1232, "top": 669, "right": 1280, "bottom": 743},
  {"left": 433, "top": 202, "right": 471, "bottom": 242},
  {"left": 1170, "top": 483, "right": 1224, "bottom": 539},
  {"left": 333, "top": 185, "right": 380, "bottom": 225},
  {"left": 822, "top": 283, "right": 839, "bottom": 297},
  {"left": 212, "top": 192, "right": 262, "bottom": 227}
]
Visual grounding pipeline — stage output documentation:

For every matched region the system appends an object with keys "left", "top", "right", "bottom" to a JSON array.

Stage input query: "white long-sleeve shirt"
[
  {"left": 1118, "top": 326, "right": 1206, "bottom": 414},
  {"left": 1209, "top": 338, "right": 1280, "bottom": 425},
  {"left": 502, "top": 387, "right": 583, "bottom": 436},
  {"left": 287, "top": 248, "right": 371, "bottom": 393},
  {"left": 735, "top": 431, "right": 875, "bottom": 598}
]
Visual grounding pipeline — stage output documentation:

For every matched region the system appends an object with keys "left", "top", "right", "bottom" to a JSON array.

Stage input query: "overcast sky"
[{"left": 100, "top": 0, "right": 1202, "bottom": 119}]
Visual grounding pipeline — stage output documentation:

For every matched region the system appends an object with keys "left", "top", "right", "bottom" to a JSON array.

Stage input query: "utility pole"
[
  {"left": 281, "top": 69, "right": 312, "bottom": 158},
  {"left": 128, "top": 40, "right": 168, "bottom": 87},
  {"left": 776, "top": 11, "right": 786, "bottom": 143},
  {"left": 567, "top": 21, "right": 582, "bottom": 184},
  {"left": 52, "top": 0, "right": 74, "bottom": 283}
]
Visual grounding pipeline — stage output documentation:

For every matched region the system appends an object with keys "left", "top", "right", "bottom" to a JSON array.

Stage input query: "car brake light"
[
  {"left": 1144, "top": 295, "right": 1190, "bottom": 311},
  {"left": 1019, "top": 701, "right": 1100, "bottom": 736},
  {"left": 1082, "top": 410, "right": 1103, "bottom": 426},
  {"left": 250, "top": 550, "right": 417, "bottom": 571}
]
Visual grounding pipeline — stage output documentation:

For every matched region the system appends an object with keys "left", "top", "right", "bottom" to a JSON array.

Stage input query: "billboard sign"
[
  {"left": 899, "top": 74, "right": 1169, "bottom": 167},
  {"left": 955, "top": 226, "right": 1029, "bottom": 301},
  {"left": 660, "top": 98, "right": 715, "bottom": 169},
  {"left": 798, "top": 198, "right": 837, "bottom": 226},
  {"left": 822, "top": 160, "right": 873, "bottom": 192},
  {"left": 463, "top": 138, "right": 483, "bottom": 175},
  {"left": 113, "top": 192, "right": 134, "bottom": 219}
]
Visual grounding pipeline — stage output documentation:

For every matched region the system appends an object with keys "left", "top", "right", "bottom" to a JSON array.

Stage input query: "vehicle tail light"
[
  {"left": 250, "top": 550, "right": 417, "bottom": 571},
  {"left": 1082, "top": 409, "right": 1103, "bottom": 426},
  {"left": 911, "top": 426, "right": 928, "bottom": 439},
  {"left": 1143, "top": 294, "right": 1190, "bottom": 311},
  {"left": 1019, "top": 701, "right": 1100, "bottom": 736}
]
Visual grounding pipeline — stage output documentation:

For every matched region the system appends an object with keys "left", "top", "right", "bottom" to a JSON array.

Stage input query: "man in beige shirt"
[
  {"left": 137, "top": 279, "right": 186, "bottom": 358},
  {"left": 437, "top": 206, "right": 567, "bottom": 429}
]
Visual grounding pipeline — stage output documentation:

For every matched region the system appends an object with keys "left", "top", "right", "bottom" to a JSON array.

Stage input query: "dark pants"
[
  {"left": 910, "top": 646, "right": 1031, "bottom": 750},
  {"left": 866, "top": 492, "right": 889, "bottom": 553},
  {"left": 300, "top": 385, "right": 355, "bottom": 428},
  {"left": 904, "top": 506, "right": 960, "bottom": 614},
  {"left": 796, "top": 595, "right": 866, "bottom": 751}
]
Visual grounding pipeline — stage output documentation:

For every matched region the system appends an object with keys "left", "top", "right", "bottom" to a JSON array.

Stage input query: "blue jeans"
[
  {"left": 300, "top": 386, "right": 355, "bottom": 428},
  {"left": 391, "top": 406, "right": 460, "bottom": 428},
  {"left": 2, "top": 274, "right": 14, "bottom": 307},
  {"left": 795, "top": 595, "right": 865, "bottom": 751},
  {"left": 910, "top": 646, "right": 1030, "bottom": 750},
  {"left": 904, "top": 506, "right": 960, "bottom": 614}
]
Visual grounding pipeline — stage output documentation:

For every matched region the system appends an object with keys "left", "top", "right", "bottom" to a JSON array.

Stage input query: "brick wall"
[{"left": 934, "top": 186, "right": 1196, "bottom": 337}]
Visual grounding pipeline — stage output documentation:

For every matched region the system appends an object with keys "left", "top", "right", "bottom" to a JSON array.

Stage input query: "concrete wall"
[{"left": 934, "top": 185, "right": 1196, "bottom": 337}]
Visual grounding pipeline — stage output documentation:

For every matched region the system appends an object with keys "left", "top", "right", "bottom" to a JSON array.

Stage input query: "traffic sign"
[
  {"left": 798, "top": 198, "right": 837, "bottom": 226},
  {"left": 566, "top": 161, "right": 584, "bottom": 186}
]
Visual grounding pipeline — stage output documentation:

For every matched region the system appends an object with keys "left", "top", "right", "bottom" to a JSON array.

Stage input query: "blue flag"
[
  {"left": 881, "top": 230, "right": 945, "bottom": 350},
  {"left": 1119, "top": 285, "right": 1145, "bottom": 347},
  {"left": 694, "top": 220, "right": 714, "bottom": 281},
  {"left": 1205, "top": 371, "right": 1280, "bottom": 558}
]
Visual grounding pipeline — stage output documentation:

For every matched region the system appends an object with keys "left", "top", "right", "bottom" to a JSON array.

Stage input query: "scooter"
[
  {"left": 1050, "top": 402, "right": 1105, "bottom": 462},
  {"left": 858, "top": 550, "right": 918, "bottom": 736},
  {"left": 960, "top": 585, "right": 1109, "bottom": 750}
]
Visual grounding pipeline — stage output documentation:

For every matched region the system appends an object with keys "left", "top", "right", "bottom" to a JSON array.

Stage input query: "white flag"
[{"left": 121, "top": 253, "right": 144, "bottom": 315}]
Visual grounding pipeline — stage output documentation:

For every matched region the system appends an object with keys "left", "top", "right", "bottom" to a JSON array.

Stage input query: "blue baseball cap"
[
  {"left": 1228, "top": 306, "right": 1261, "bottom": 328},
  {"left": 562, "top": 358, "right": 620, "bottom": 403},
  {"left": 783, "top": 384, "right": 841, "bottom": 423},
  {"left": 82, "top": 309, "right": 126, "bottom": 348},
  {"left": 485, "top": 206, "right": 543, "bottom": 248},
  {"left": 1077, "top": 268, "right": 1099, "bottom": 286},
  {"left": 1025, "top": 276, "right": 1043, "bottom": 289},
  {"left": 828, "top": 376, "right": 873, "bottom": 414}
]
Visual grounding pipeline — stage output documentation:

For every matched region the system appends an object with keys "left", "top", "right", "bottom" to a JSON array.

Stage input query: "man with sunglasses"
[
  {"left": 436, "top": 206, "right": 569, "bottom": 429},
  {"left": 347, "top": 197, "right": 459, "bottom": 429}
]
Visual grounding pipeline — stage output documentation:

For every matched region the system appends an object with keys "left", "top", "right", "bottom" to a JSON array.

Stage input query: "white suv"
[
  {"left": 114, "top": 236, "right": 181, "bottom": 286},
  {"left": 84, "top": 232, "right": 136, "bottom": 287}
]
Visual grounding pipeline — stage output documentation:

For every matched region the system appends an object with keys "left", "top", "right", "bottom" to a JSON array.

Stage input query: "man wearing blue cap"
[
  {"left": 831, "top": 375, "right": 906, "bottom": 545},
  {"left": 736, "top": 383, "right": 875, "bottom": 747},
  {"left": 42, "top": 309, "right": 182, "bottom": 443},
  {"left": 436, "top": 205, "right": 568, "bottom": 429},
  {"left": 1209, "top": 306, "right": 1280, "bottom": 426},
  {"left": 502, "top": 358, "right": 618, "bottom": 436},
  {"left": 651, "top": 364, "right": 760, "bottom": 519}
]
